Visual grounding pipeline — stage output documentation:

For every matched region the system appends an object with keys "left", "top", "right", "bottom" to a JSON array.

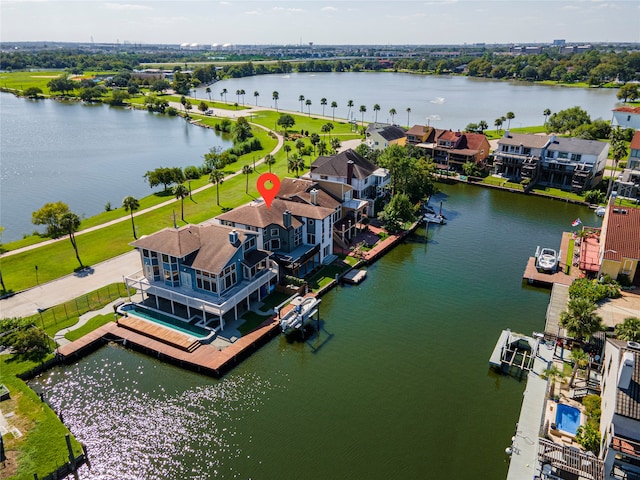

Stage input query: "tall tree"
[
  {"left": 205, "top": 87, "right": 211, "bottom": 101},
  {"left": 347, "top": 100, "right": 354, "bottom": 120},
  {"left": 254, "top": 90, "right": 260, "bottom": 105},
  {"left": 331, "top": 101, "right": 338, "bottom": 120},
  {"left": 321, "top": 97, "right": 327, "bottom": 116},
  {"left": 406, "top": 107, "right": 412, "bottom": 126},
  {"left": 264, "top": 154, "right": 276, "bottom": 173},
  {"left": 242, "top": 165, "right": 253, "bottom": 193},
  {"left": 546, "top": 106, "right": 591, "bottom": 135},
  {"left": 478, "top": 120, "right": 488, "bottom": 133},
  {"left": 506, "top": 111, "right": 515, "bottom": 129},
  {"left": 373, "top": 104, "right": 381, "bottom": 123},
  {"left": 174, "top": 184, "right": 189, "bottom": 221},
  {"left": 310, "top": 133, "right": 321, "bottom": 154},
  {"left": 209, "top": 169, "right": 225, "bottom": 205},
  {"left": 298, "top": 94, "right": 305, "bottom": 112},
  {"left": 568, "top": 349, "right": 589, "bottom": 388},
  {"left": 560, "top": 297, "right": 603, "bottom": 343},
  {"left": 543, "top": 108, "right": 551, "bottom": 125},
  {"left": 389, "top": 108, "right": 397, "bottom": 124},
  {"left": 321, "top": 122, "right": 334, "bottom": 140},
  {"left": 222, "top": 88, "right": 228, "bottom": 102},
  {"left": 284, "top": 144, "right": 292, "bottom": 162},
  {"left": 272, "top": 91, "right": 279, "bottom": 111},
  {"left": 122, "top": 196, "right": 140, "bottom": 239},
  {"left": 494, "top": 117, "right": 503, "bottom": 133},
  {"left": 359, "top": 105, "right": 367, "bottom": 126},
  {"left": 277, "top": 114, "right": 295, "bottom": 136},
  {"left": 288, "top": 153, "right": 305, "bottom": 177},
  {"left": 32, "top": 201, "right": 70, "bottom": 237},
  {"left": 305, "top": 98, "right": 312, "bottom": 116},
  {"left": 59, "top": 212, "right": 83, "bottom": 268}
]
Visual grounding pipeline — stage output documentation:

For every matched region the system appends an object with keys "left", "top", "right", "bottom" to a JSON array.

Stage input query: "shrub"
[
  {"left": 569, "top": 277, "right": 619, "bottom": 303},
  {"left": 183, "top": 166, "right": 201, "bottom": 180}
]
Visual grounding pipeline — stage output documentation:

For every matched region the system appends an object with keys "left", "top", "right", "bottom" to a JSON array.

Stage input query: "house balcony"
[{"left": 124, "top": 261, "right": 279, "bottom": 323}]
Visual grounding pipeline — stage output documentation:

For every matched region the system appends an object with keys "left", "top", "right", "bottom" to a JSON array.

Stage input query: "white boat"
[
  {"left": 536, "top": 247, "right": 558, "bottom": 273},
  {"left": 424, "top": 212, "right": 446, "bottom": 224},
  {"left": 594, "top": 206, "right": 606, "bottom": 217}
]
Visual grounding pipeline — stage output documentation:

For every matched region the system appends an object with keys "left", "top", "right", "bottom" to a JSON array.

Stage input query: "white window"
[
  {"left": 270, "top": 228, "right": 279, "bottom": 236},
  {"left": 196, "top": 269, "right": 217, "bottom": 293},
  {"left": 221, "top": 264, "right": 237, "bottom": 291},
  {"left": 270, "top": 238, "right": 280, "bottom": 250},
  {"left": 294, "top": 227, "right": 302, "bottom": 247},
  {"left": 244, "top": 237, "right": 256, "bottom": 252}
]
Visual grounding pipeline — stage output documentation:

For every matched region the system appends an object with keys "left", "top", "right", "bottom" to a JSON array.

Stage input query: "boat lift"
[{"left": 278, "top": 295, "right": 321, "bottom": 333}]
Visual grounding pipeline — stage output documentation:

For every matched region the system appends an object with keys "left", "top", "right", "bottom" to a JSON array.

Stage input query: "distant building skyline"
[{"left": 1, "top": 1, "right": 639, "bottom": 46}]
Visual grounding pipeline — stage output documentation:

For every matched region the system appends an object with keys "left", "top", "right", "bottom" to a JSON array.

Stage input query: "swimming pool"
[
  {"left": 555, "top": 403, "right": 581, "bottom": 435},
  {"left": 120, "top": 304, "right": 210, "bottom": 339}
]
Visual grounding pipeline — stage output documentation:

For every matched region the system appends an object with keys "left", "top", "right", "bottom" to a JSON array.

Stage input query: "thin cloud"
[
  {"left": 103, "top": 3, "right": 152, "bottom": 11},
  {"left": 272, "top": 6, "right": 303, "bottom": 13},
  {"left": 321, "top": 6, "right": 338, "bottom": 12}
]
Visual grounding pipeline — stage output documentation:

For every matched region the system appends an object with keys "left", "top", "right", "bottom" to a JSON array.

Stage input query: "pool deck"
[
  {"left": 57, "top": 294, "right": 317, "bottom": 377},
  {"left": 506, "top": 340, "right": 554, "bottom": 480}
]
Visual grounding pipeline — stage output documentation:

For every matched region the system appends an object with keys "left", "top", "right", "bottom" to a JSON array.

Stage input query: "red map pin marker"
[{"left": 256, "top": 173, "right": 280, "bottom": 209}]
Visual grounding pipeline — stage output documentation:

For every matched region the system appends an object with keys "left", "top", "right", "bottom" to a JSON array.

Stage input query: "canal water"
[{"left": 30, "top": 183, "right": 602, "bottom": 479}]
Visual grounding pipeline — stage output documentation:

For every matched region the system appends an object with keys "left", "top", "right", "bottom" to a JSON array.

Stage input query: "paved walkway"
[{"left": 506, "top": 341, "right": 554, "bottom": 480}]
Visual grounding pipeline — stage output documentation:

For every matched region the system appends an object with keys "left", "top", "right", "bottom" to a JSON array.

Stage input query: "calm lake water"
[
  {"left": 30, "top": 183, "right": 603, "bottom": 479},
  {"left": 202, "top": 72, "right": 618, "bottom": 130},
  {"left": 1, "top": 73, "right": 617, "bottom": 242},
  {"left": 0, "top": 94, "right": 232, "bottom": 242}
]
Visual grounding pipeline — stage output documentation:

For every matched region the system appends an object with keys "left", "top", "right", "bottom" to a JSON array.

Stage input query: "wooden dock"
[
  {"left": 522, "top": 232, "right": 581, "bottom": 287},
  {"left": 342, "top": 269, "right": 367, "bottom": 284},
  {"left": 57, "top": 316, "right": 280, "bottom": 378}
]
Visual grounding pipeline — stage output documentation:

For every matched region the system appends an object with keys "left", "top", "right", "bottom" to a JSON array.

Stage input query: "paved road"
[{"left": 0, "top": 251, "right": 139, "bottom": 319}]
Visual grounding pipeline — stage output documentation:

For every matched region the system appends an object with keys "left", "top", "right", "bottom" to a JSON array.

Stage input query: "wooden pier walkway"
[
  {"left": 522, "top": 232, "right": 581, "bottom": 287},
  {"left": 57, "top": 315, "right": 280, "bottom": 378}
]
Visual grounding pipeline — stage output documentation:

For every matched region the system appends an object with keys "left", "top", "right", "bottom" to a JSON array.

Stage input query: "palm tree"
[
  {"left": 607, "top": 126, "right": 629, "bottom": 199},
  {"left": 174, "top": 184, "right": 189, "bottom": 221},
  {"left": 373, "top": 104, "right": 380, "bottom": 123},
  {"left": 331, "top": 101, "right": 337, "bottom": 121},
  {"left": 272, "top": 91, "right": 279, "bottom": 111},
  {"left": 180, "top": 95, "right": 187, "bottom": 111},
  {"left": 222, "top": 88, "right": 228, "bottom": 102},
  {"left": 560, "top": 297, "right": 603, "bottom": 343},
  {"left": 321, "top": 122, "right": 333, "bottom": 140},
  {"left": 254, "top": 90, "right": 259, "bottom": 105},
  {"left": 206, "top": 87, "right": 211, "bottom": 101},
  {"left": 347, "top": 100, "right": 354, "bottom": 120},
  {"left": 240, "top": 89, "right": 246, "bottom": 105},
  {"left": 494, "top": 118, "right": 503, "bottom": 133},
  {"left": 478, "top": 120, "right": 488, "bottom": 133},
  {"left": 310, "top": 133, "right": 320, "bottom": 154},
  {"left": 543, "top": 108, "right": 551, "bottom": 125},
  {"left": 359, "top": 105, "right": 367, "bottom": 126},
  {"left": 298, "top": 94, "right": 305, "bottom": 112},
  {"left": 284, "top": 144, "right": 291, "bottom": 163},
  {"left": 264, "top": 154, "right": 276, "bottom": 173},
  {"left": 320, "top": 98, "right": 327, "bottom": 116},
  {"left": 242, "top": 165, "right": 253, "bottom": 193},
  {"left": 305, "top": 98, "right": 312, "bottom": 116},
  {"left": 209, "top": 168, "right": 225, "bottom": 205},
  {"left": 288, "top": 153, "right": 305, "bottom": 177},
  {"left": 389, "top": 108, "right": 397, "bottom": 124},
  {"left": 122, "top": 196, "right": 140, "bottom": 239},
  {"left": 318, "top": 141, "right": 328, "bottom": 156},
  {"left": 506, "top": 111, "right": 515, "bottom": 129},
  {"left": 59, "top": 212, "right": 83, "bottom": 268},
  {"left": 330, "top": 137, "right": 341, "bottom": 153},
  {"left": 615, "top": 317, "right": 640, "bottom": 341},
  {"left": 236, "top": 89, "right": 241, "bottom": 104},
  {"left": 569, "top": 349, "right": 589, "bottom": 387},
  {"left": 542, "top": 364, "right": 566, "bottom": 399},
  {"left": 406, "top": 107, "right": 412, "bottom": 126}
]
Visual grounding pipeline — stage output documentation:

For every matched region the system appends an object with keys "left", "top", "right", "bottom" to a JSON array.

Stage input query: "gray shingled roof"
[
  {"left": 610, "top": 339, "right": 640, "bottom": 421},
  {"left": 217, "top": 198, "right": 334, "bottom": 229},
  {"left": 547, "top": 137, "right": 608, "bottom": 156},
  {"left": 498, "top": 132, "right": 550, "bottom": 148},
  {"left": 310, "top": 149, "right": 377, "bottom": 180}
]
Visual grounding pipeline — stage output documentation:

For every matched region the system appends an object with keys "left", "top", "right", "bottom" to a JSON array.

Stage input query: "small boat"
[
  {"left": 424, "top": 212, "right": 446, "bottom": 224},
  {"left": 594, "top": 206, "right": 606, "bottom": 217},
  {"left": 536, "top": 247, "right": 558, "bottom": 273},
  {"left": 423, "top": 201, "right": 447, "bottom": 224}
]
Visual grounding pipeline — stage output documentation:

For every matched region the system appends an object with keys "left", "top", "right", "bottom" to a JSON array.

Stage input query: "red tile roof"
[
  {"left": 613, "top": 106, "right": 640, "bottom": 114},
  {"left": 603, "top": 205, "right": 640, "bottom": 261},
  {"left": 630, "top": 130, "right": 640, "bottom": 150}
]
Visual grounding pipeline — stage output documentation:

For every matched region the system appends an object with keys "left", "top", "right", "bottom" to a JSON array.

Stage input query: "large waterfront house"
[
  {"left": 599, "top": 339, "right": 640, "bottom": 479},
  {"left": 215, "top": 197, "right": 335, "bottom": 278},
  {"left": 597, "top": 201, "right": 640, "bottom": 285},
  {"left": 308, "top": 148, "right": 390, "bottom": 217},
  {"left": 494, "top": 132, "right": 609, "bottom": 192},
  {"left": 125, "top": 224, "right": 278, "bottom": 331},
  {"left": 613, "top": 131, "right": 640, "bottom": 201},
  {"left": 612, "top": 106, "right": 640, "bottom": 130},
  {"left": 365, "top": 123, "right": 407, "bottom": 151},
  {"left": 405, "top": 125, "right": 435, "bottom": 145}
]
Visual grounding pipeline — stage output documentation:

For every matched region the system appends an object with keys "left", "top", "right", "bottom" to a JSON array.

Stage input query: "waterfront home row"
[{"left": 124, "top": 148, "right": 390, "bottom": 331}]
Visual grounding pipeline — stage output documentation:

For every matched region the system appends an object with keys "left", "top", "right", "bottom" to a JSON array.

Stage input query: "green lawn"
[
  {"left": 238, "top": 311, "right": 272, "bottom": 336},
  {"left": 65, "top": 314, "right": 115, "bottom": 342},
  {"left": 0, "top": 355, "right": 84, "bottom": 480},
  {"left": 307, "top": 262, "right": 351, "bottom": 291}
]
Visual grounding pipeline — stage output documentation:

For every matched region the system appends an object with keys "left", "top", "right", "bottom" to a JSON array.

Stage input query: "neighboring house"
[
  {"left": 308, "top": 148, "right": 390, "bottom": 217},
  {"left": 613, "top": 131, "right": 640, "bottom": 200},
  {"left": 598, "top": 201, "right": 640, "bottom": 285},
  {"left": 216, "top": 198, "right": 335, "bottom": 278},
  {"left": 612, "top": 106, "right": 640, "bottom": 130},
  {"left": 538, "top": 136, "right": 609, "bottom": 192},
  {"left": 365, "top": 123, "right": 407, "bottom": 150},
  {"left": 406, "top": 125, "right": 436, "bottom": 145},
  {"left": 599, "top": 339, "right": 640, "bottom": 480},
  {"left": 494, "top": 132, "right": 609, "bottom": 192},
  {"left": 417, "top": 129, "right": 490, "bottom": 172},
  {"left": 125, "top": 224, "right": 278, "bottom": 331}
]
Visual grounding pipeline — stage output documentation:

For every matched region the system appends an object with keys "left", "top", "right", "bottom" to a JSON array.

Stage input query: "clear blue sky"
[{"left": 1, "top": 0, "right": 639, "bottom": 46}]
